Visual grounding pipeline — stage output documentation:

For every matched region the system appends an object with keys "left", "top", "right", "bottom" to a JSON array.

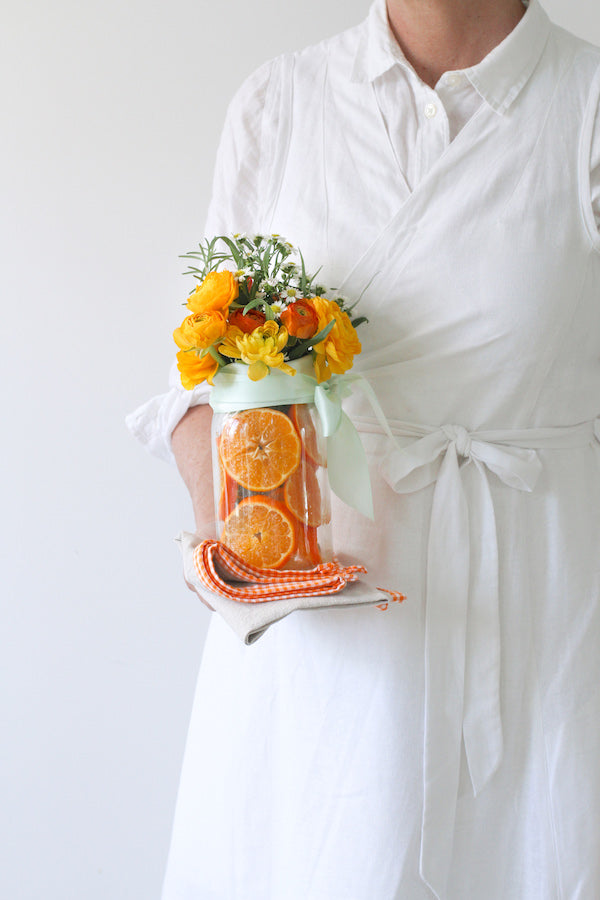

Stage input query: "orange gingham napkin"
[{"left": 177, "top": 532, "right": 404, "bottom": 644}]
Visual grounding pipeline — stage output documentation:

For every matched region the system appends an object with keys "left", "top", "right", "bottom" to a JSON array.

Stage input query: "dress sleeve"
[
  {"left": 591, "top": 102, "right": 600, "bottom": 231},
  {"left": 579, "top": 60, "right": 600, "bottom": 252},
  {"left": 125, "top": 59, "right": 278, "bottom": 464}
]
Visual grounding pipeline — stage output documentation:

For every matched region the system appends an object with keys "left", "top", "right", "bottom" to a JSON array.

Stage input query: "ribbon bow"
[
  {"left": 209, "top": 363, "right": 393, "bottom": 519},
  {"left": 313, "top": 372, "right": 399, "bottom": 520},
  {"left": 379, "top": 424, "right": 543, "bottom": 899}
]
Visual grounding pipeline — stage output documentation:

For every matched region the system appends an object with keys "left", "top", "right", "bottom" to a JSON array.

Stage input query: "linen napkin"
[{"left": 177, "top": 532, "right": 404, "bottom": 644}]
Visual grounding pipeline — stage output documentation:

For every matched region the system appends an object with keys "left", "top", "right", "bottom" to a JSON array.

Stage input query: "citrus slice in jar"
[
  {"left": 219, "top": 408, "right": 301, "bottom": 492},
  {"left": 221, "top": 496, "right": 297, "bottom": 569},
  {"left": 290, "top": 404, "right": 327, "bottom": 467},
  {"left": 283, "top": 460, "right": 331, "bottom": 528}
]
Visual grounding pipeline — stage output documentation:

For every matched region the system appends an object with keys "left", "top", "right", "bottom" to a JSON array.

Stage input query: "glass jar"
[{"left": 212, "top": 402, "right": 332, "bottom": 570}]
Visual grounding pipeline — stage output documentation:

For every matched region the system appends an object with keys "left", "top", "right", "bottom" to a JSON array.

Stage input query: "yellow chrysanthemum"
[
  {"left": 310, "top": 296, "right": 362, "bottom": 383},
  {"left": 218, "top": 324, "right": 246, "bottom": 360},
  {"left": 186, "top": 270, "right": 239, "bottom": 315},
  {"left": 220, "top": 320, "right": 296, "bottom": 381}
]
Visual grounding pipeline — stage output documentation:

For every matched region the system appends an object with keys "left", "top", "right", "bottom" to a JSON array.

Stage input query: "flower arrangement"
[{"left": 173, "top": 233, "right": 366, "bottom": 388}]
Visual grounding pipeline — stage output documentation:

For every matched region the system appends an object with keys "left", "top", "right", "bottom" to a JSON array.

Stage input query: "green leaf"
[
  {"left": 218, "top": 235, "right": 244, "bottom": 269},
  {"left": 346, "top": 271, "right": 378, "bottom": 310},
  {"left": 298, "top": 248, "right": 308, "bottom": 295},
  {"left": 285, "top": 320, "right": 335, "bottom": 360},
  {"left": 261, "top": 243, "right": 273, "bottom": 276},
  {"left": 243, "top": 297, "right": 264, "bottom": 313},
  {"left": 350, "top": 315, "right": 369, "bottom": 328},
  {"left": 306, "top": 319, "right": 335, "bottom": 345},
  {"left": 207, "top": 344, "right": 227, "bottom": 366}
]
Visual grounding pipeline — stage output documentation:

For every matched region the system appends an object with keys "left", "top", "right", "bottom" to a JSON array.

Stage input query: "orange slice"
[
  {"left": 219, "top": 408, "right": 301, "bottom": 492},
  {"left": 283, "top": 460, "right": 330, "bottom": 527},
  {"left": 290, "top": 404, "right": 326, "bottom": 467},
  {"left": 220, "top": 495, "right": 297, "bottom": 569}
]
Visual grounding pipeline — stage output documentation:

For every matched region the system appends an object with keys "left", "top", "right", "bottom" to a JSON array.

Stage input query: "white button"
[
  {"left": 445, "top": 73, "right": 462, "bottom": 87},
  {"left": 424, "top": 103, "right": 437, "bottom": 118}
]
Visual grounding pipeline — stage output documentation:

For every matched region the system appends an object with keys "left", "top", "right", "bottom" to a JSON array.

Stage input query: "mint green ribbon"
[{"left": 209, "top": 363, "right": 394, "bottom": 520}]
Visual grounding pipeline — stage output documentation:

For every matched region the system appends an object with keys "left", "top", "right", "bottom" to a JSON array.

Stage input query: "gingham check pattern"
[{"left": 192, "top": 540, "right": 405, "bottom": 609}]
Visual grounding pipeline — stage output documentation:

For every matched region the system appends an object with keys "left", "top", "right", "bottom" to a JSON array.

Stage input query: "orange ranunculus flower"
[
  {"left": 186, "top": 270, "right": 239, "bottom": 315},
  {"left": 310, "top": 296, "right": 362, "bottom": 383},
  {"left": 280, "top": 298, "right": 319, "bottom": 339},
  {"left": 176, "top": 349, "right": 220, "bottom": 390},
  {"left": 173, "top": 311, "right": 228, "bottom": 352},
  {"left": 228, "top": 307, "right": 267, "bottom": 333}
]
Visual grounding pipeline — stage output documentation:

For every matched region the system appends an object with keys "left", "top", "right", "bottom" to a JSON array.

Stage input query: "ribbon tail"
[
  {"left": 461, "top": 461, "right": 503, "bottom": 794},
  {"left": 379, "top": 430, "right": 449, "bottom": 494},
  {"left": 420, "top": 446, "right": 470, "bottom": 900},
  {"left": 327, "top": 410, "right": 374, "bottom": 519},
  {"left": 472, "top": 439, "right": 542, "bottom": 492}
]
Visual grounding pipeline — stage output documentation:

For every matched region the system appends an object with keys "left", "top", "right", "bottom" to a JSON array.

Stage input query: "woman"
[{"left": 128, "top": 0, "right": 600, "bottom": 896}]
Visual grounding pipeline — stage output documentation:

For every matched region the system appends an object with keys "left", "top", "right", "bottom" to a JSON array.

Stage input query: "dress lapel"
[{"left": 336, "top": 102, "right": 501, "bottom": 300}]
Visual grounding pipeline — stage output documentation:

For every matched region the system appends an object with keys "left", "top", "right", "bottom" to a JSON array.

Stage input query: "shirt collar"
[{"left": 351, "top": 0, "right": 551, "bottom": 115}]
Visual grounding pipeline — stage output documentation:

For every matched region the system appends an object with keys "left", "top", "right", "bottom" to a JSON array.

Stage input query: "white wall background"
[{"left": 1, "top": 1, "right": 598, "bottom": 898}]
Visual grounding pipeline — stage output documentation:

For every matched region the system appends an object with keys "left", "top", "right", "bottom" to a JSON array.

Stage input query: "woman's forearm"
[{"left": 171, "top": 404, "right": 215, "bottom": 533}]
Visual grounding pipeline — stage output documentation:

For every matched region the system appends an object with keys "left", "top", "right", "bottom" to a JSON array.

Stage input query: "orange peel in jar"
[
  {"left": 289, "top": 403, "right": 327, "bottom": 467},
  {"left": 283, "top": 460, "right": 330, "bottom": 528}
]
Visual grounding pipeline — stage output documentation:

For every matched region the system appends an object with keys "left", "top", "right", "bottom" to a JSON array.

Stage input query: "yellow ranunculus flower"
[
  {"left": 173, "top": 312, "right": 228, "bottom": 389},
  {"left": 309, "top": 296, "right": 362, "bottom": 383},
  {"left": 173, "top": 311, "right": 228, "bottom": 352},
  {"left": 220, "top": 320, "right": 296, "bottom": 380},
  {"left": 186, "top": 270, "right": 239, "bottom": 315},
  {"left": 176, "top": 349, "right": 220, "bottom": 390}
]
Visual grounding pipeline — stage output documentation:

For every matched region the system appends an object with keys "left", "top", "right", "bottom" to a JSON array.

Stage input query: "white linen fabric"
[
  {"left": 129, "top": 0, "right": 600, "bottom": 897},
  {"left": 177, "top": 531, "right": 393, "bottom": 646}
]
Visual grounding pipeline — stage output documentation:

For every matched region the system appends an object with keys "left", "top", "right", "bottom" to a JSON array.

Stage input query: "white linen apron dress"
[{"left": 128, "top": 1, "right": 600, "bottom": 897}]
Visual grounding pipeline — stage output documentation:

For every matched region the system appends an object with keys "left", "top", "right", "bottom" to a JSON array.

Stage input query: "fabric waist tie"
[{"left": 365, "top": 415, "right": 600, "bottom": 900}]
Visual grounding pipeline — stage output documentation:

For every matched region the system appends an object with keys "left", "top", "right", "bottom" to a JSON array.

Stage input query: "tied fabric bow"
[
  {"left": 380, "top": 425, "right": 542, "bottom": 898},
  {"left": 378, "top": 418, "right": 600, "bottom": 900},
  {"left": 210, "top": 362, "right": 395, "bottom": 520},
  {"left": 193, "top": 539, "right": 369, "bottom": 602},
  {"left": 179, "top": 533, "right": 405, "bottom": 645}
]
